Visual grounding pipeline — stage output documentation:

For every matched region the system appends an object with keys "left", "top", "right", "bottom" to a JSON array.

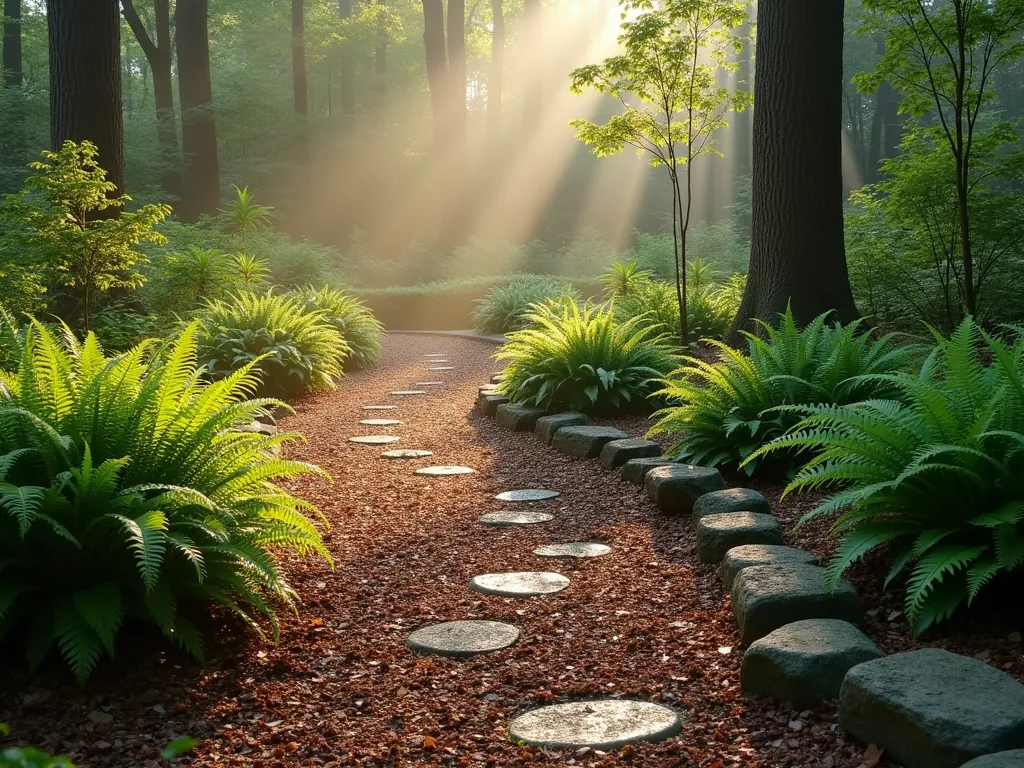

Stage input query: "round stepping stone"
[
  {"left": 348, "top": 435, "right": 401, "bottom": 445},
  {"left": 479, "top": 510, "right": 554, "bottom": 527},
  {"left": 415, "top": 465, "right": 475, "bottom": 476},
  {"left": 495, "top": 489, "right": 559, "bottom": 502},
  {"left": 534, "top": 543, "right": 611, "bottom": 559},
  {"left": 406, "top": 620, "right": 520, "bottom": 658},
  {"left": 363, "top": 405, "right": 398, "bottom": 411},
  {"left": 391, "top": 390, "right": 427, "bottom": 396},
  {"left": 382, "top": 449, "right": 434, "bottom": 459},
  {"left": 414, "top": 381, "right": 444, "bottom": 386},
  {"left": 359, "top": 419, "right": 403, "bottom": 426},
  {"left": 468, "top": 572, "right": 569, "bottom": 597},
  {"left": 508, "top": 700, "right": 682, "bottom": 750},
  {"left": 429, "top": 366, "right": 455, "bottom": 371}
]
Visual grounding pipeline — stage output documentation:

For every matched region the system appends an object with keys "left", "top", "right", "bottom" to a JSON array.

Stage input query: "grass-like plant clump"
[
  {"left": 496, "top": 301, "right": 677, "bottom": 413},
  {"left": 472, "top": 275, "right": 580, "bottom": 335},
  {"left": 0, "top": 322, "right": 329, "bottom": 684},
  {"left": 291, "top": 285, "right": 384, "bottom": 369}
]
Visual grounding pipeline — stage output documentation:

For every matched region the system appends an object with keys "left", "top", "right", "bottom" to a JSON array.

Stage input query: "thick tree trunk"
[
  {"left": 176, "top": 0, "right": 220, "bottom": 222},
  {"left": 293, "top": 0, "right": 308, "bottom": 116},
  {"left": 47, "top": 0, "right": 125, "bottom": 195},
  {"left": 338, "top": 0, "right": 355, "bottom": 117},
  {"left": 447, "top": 0, "right": 466, "bottom": 148},
  {"left": 522, "top": 0, "right": 541, "bottom": 132},
  {"left": 422, "top": 0, "right": 448, "bottom": 152},
  {"left": 3, "top": 0, "right": 21, "bottom": 86},
  {"left": 488, "top": 0, "right": 504, "bottom": 137},
  {"left": 122, "top": 0, "right": 182, "bottom": 201},
  {"left": 728, "top": 0, "right": 857, "bottom": 339}
]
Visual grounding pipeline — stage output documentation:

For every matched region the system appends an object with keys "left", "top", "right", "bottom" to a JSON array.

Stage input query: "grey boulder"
[
  {"left": 552, "top": 425, "right": 631, "bottom": 459},
  {"left": 692, "top": 488, "right": 770, "bottom": 522},
  {"left": 496, "top": 403, "right": 548, "bottom": 431},
  {"left": 620, "top": 457, "right": 680, "bottom": 485},
  {"left": 645, "top": 464, "right": 726, "bottom": 515},
  {"left": 839, "top": 649, "right": 1024, "bottom": 768},
  {"left": 962, "top": 753, "right": 1024, "bottom": 768},
  {"left": 599, "top": 438, "right": 662, "bottom": 469},
  {"left": 695, "top": 512, "right": 783, "bottom": 564},
  {"left": 741, "top": 619, "right": 883, "bottom": 708},
  {"left": 535, "top": 413, "right": 588, "bottom": 445},
  {"left": 731, "top": 564, "right": 862, "bottom": 645},
  {"left": 719, "top": 544, "right": 818, "bottom": 590}
]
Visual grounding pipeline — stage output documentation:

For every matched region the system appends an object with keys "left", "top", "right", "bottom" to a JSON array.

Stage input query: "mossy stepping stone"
[
  {"left": 391, "top": 390, "right": 427, "bottom": 396},
  {"left": 479, "top": 510, "right": 554, "bottom": 526},
  {"left": 469, "top": 572, "right": 569, "bottom": 597},
  {"left": 534, "top": 543, "right": 611, "bottom": 559},
  {"left": 360, "top": 419, "right": 402, "bottom": 426},
  {"left": 508, "top": 700, "right": 683, "bottom": 750},
  {"left": 406, "top": 620, "right": 520, "bottom": 658},
  {"left": 363, "top": 405, "right": 398, "bottom": 411},
  {"left": 415, "top": 465, "right": 475, "bottom": 476},
  {"left": 382, "top": 449, "right": 433, "bottom": 459},
  {"left": 348, "top": 435, "right": 401, "bottom": 445},
  {"left": 495, "top": 489, "right": 559, "bottom": 502}
]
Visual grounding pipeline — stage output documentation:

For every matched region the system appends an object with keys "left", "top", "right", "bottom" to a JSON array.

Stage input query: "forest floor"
[{"left": 1, "top": 333, "right": 1021, "bottom": 768}]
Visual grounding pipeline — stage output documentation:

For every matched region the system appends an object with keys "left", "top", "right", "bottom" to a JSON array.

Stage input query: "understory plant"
[
  {"left": 0, "top": 322, "right": 330, "bottom": 684},
  {"left": 649, "top": 308, "right": 919, "bottom": 474},
  {"left": 472, "top": 275, "right": 579, "bottom": 335},
  {"left": 496, "top": 301, "right": 677, "bottom": 413},
  {"left": 748, "top": 319, "right": 1024, "bottom": 634},
  {"left": 290, "top": 285, "right": 383, "bottom": 369},
  {"left": 198, "top": 291, "right": 349, "bottom": 396}
]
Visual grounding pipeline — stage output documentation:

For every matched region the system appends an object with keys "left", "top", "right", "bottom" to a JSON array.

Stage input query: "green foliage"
[
  {"left": 649, "top": 308, "right": 919, "bottom": 475},
  {"left": 290, "top": 285, "right": 384, "bottom": 369},
  {"left": 0, "top": 142, "right": 171, "bottom": 330},
  {"left": 496, "top": 301, "right": 678, "bottom": 413},
  {"left": 472, "top": 275, "right": 580, "bottom": 335},
  {"left": 749, "top": 319, "right": 1024, "bottom": 634},
  {"left": 198, "top": 291, "right": 349, "bottom": 395},
  {"left": 220, "top": 185, "right": 275, "bottom": 246},
  {"left": 0, "top": 322, "right": 329, "bottom": 684},
  {"left": 599, "top": 260, "right": 653, "bottom": 298}
]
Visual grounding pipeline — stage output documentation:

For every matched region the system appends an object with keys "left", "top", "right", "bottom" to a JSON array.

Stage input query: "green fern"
[{"left": 289, "top": 285, "right": 384, "bottom": 369}]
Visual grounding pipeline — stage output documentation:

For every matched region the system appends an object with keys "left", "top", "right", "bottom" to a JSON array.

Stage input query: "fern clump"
[
  {"left": 290, "top": 285, "right": 384, "bottom": 369},
  {"left": 199, "top": 291, "right": 349, "bottom": 396},
  {"left": 496, "top": 301, "right": 677, "bottom": 413},
  {"left": 649, "top": 307, "right": 919, "bottom": 474},
  {"left": 472, "top": 275, "right": 579, "bottom": 335},
  {"left": 749, "top": 318, "right": 1024, "bottom": 635},
  {"left": 0, "top": 322, "right": 330, "bottom": 684}
]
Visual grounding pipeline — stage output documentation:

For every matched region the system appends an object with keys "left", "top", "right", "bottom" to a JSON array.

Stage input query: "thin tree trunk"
[
  {"left": 47, "top": 0, "right": 125, "bottom": 196},
  {"left": 728, "top": 0, "right": 857, "bottom": 340},
  {"left": 522, "top": 0, "right": 541, "bottom": 132},
  {"left": 375, "top": 0, "right": 388, "bottom": 124},
  {"left": 448, "top": 0, "right": 466, "bottom": 149},
  {"left": 488, "top": 0, "right": 504, "bottom": 137},
  {"left": 3, "top": 0, "right": 22, "bottom": 86},
  {"left": 338, "top": 0, "right": 355, "bottom": 117},
  {"left": 176, "top": 0, "right": 220, "bottom": 222},
  {"left": 422, "top": 0, "right": 448, "bottom": 152}
]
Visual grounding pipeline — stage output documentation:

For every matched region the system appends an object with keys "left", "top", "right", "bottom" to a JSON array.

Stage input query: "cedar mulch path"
[{"left": 1, "top": 333, "right": 1021, "bottom": 768}]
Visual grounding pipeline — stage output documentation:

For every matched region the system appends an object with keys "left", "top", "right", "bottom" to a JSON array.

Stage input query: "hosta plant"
[
  {"left": 649, "top": 307, "right": 919, "bottom": 474},
  {"left": 199, "top": 291, "right": 349, "bottom": 396},
  {"left": 496, "top": 301, "right": 677, "bottom": 413},
  {"left": 472, "top": 275, "right": 579, "bottom": 335},
  {"left": 290, "top": 286, "right": 384, "bottom": 369},
  {"left": 748, "top": 319, "right": 1024, "bottom": 634},
  {"left": 0, "top": 322, "right": 329, "bottom": 684}
]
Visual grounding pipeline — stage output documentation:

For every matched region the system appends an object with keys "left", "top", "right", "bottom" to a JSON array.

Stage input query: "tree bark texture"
[
  {"left": 522, "top": 0, "right": 541, "bottom": 132},
  {"left": 3, "top": 0, "right": 21, "bottom": 86},
  {"left": 447, "top": 0, "right": 466, "bottom": 148},
  {"left": 293, "top": 0, "right": 308, "bottom": 116},
  {"left": 47, "top": 0, "right": 125, "bottom": 195},
  {"left": 487, "top": 0, "right": 504, "bottom": 137},
  {"left": 728, "top": 0, "right": 858, "bottom": 339}
]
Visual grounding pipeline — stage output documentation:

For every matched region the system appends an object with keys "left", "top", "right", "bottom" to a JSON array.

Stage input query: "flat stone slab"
[
  {"left": 391, "top": 390, "right": 427, "bottom": 396},
  {"left": 415, "top": 381, "right": 444, "bottom": 386},
  {"left": 381, "top": 449, "right": 433, "bottom": 459},
  {"left": 495, "top": 489, "right": 559, "bottom": 502},
  {"left": 534, "top": 543, "right": 611, "bottom": 559},
  {"left": 732, "top": 564, "right": 862, "bottom": 645},
  {"left": 741, "top": 619, "right": 883, "bottom": 708},
  {"left": 360, "top": 419, "right": 403, "bottom": 426},
  {"left": 962, "top": 753, "right": 1024, "bottom": 768},
  {"left": 490, "top": 374, "right": 505, "bottom": 384},
  {"left": 496, "top": 403, "right": 549, "bottom": 431},
  {"left": 479, "top": 393, "right": 511, "bottom": 417},
  {"left": 620, "top": 457, "right": 680, "bottom": 485},
  {"left": 552, "top": 425, "right": 631, "bottom": 459},
  {"left": 696, "top": 511, "right": 783, "bottom": 564},
  {"left": 645, "top": 464, "right": 726, "bottom": 515},
  {"left": 692, "top": 488, "right": 770, "bottom": 522},
  {"left": 508, "top": 700, "right": 682, "bottom": 750},
  {"left": 406, "top": 620, "right": 520, "bottom": 658},
  {"left": 429, "top": 366, "right": 456, "bottom": 371},
  {"left": 535, "top": 413, "right": 588, "bottom": 445},
  {"left": 348, "top": 435, "right": 401, "bottom": 445},
  {"left": 468, "top": 572, "right": 569, "bottom": 597},
  {"left": 362, "top": 405, "right": 398, "bottom": 411},
  {"left": 840, "top": 649, "right": 1024, "bottom": 768},
  {"left": 720, "top": 545, "right": 818, "bottom": 590},
  {"left": 599, "top": 438, "right": 662, "bottom": 469},
  {"left": 479, "top": 510, "right": 554, "bottom": 526},
  {"left": 415, "top": 465, "right": 475, "bottom": 476}
]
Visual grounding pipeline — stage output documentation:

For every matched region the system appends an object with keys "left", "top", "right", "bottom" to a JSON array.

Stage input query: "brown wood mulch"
[{"left": 0, "top": 333, "right": 1021, "bottom": 768}]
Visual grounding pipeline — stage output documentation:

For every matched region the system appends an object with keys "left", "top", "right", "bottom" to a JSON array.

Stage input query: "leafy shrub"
[
  {"left": 0, "top": 322, "right": 329, "bottom": 683},
  {"left": 497, "top": 301, "right": 677, "bottom": 413},
  {"left": 649, "top": 308, "right": 919, "bottom": 475},
  {"left": 749, "top": 319, "right": 1024, "bottom": 634},
  {"left": 472, "top": 275, "right": 580, "bottom": 335},
  {"left": 199, "top": 291, "right": 349, "bottom": 396},
  {"left": 290, "top": 285, "right": 384, "bottom": 369}
]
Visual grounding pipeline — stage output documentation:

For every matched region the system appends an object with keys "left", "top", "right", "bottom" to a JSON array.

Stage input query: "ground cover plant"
[
  {"left": 649, "top": 307, "right": 919, "bottom": 475},
  {"left": 0, "top": 322, "right": 329, "bottom": 684},
  {"left": 496, "top": 300, "right": 677, "bottom": 413},
  {"left": 290, "top": 285, "right": 384, "bottom": 369},
  {"left": 749, "top": 318, "right": 1024, "bottom": 634}
]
